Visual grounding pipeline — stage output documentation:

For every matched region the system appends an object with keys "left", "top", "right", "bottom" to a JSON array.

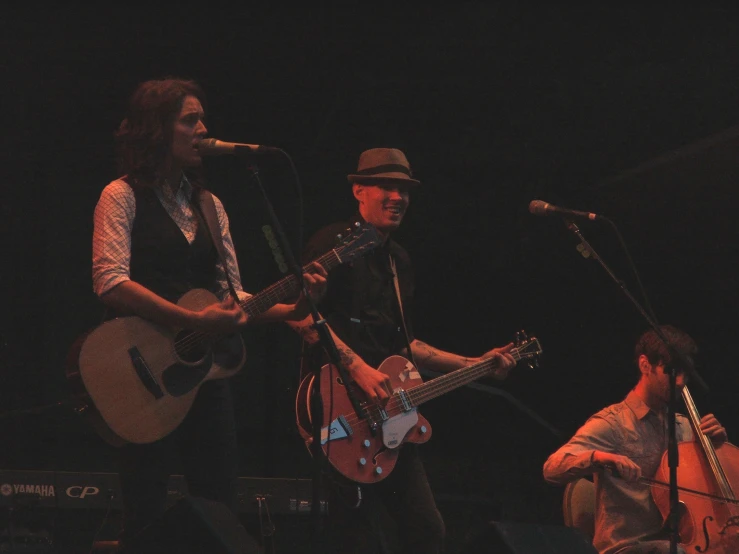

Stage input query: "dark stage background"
[{"left": 2, "top": 5, "right": 739, "bottom": 552}]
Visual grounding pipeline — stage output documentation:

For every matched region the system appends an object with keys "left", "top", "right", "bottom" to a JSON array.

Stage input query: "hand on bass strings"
[
  {"left": 480, "top": 342, "right": 518, "bottom": 380},
  {"left": 699, "top": 413, "right": 728, "bottom": 446},
  {"left": 350, "top": 362, "right": 394, "bottom": 407}
]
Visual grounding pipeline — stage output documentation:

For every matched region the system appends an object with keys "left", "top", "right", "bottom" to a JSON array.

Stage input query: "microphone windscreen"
[{"left": 528, "top": 200, "right": 549, "bottom": 215}]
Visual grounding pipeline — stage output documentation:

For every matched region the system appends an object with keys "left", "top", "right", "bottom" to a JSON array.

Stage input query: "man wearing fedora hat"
[{"left": 288, "top": 147, "right": 517, "bottom": 553}]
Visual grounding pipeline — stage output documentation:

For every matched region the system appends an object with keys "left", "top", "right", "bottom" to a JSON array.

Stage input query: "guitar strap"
[
  {"left": 347, "top": 222, "right": 366, "bottom": 350},
  {"left": 389, "top": 254, "right": 418, "bottom": 370},
  {"left": 190, "top": 189, "right": 240, "bottom": 302}
]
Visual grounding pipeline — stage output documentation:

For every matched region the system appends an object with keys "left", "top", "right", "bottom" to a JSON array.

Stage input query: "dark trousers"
[
  {"left": 319, "top": 444, "right": 445, "bottom": 554},
  {"left": 116, "top": 379, "right": 239, "bottom": 547}
]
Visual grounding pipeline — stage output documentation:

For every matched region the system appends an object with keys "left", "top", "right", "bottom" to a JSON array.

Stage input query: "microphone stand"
[
  {"left": 561, "top": 218, "right": 708, "bottom": 554},
  {"left": 246, "top": 161, "right": 367, "bottom": 549}
]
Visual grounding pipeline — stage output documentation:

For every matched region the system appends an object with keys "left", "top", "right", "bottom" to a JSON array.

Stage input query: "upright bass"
[{"left": 650, "top": 386, "right": 739, "bottom": 553}]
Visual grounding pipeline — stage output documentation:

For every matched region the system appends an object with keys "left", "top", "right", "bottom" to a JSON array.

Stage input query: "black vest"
[{"left": 129, "top": 187, "right": 218, "bottom": 303}]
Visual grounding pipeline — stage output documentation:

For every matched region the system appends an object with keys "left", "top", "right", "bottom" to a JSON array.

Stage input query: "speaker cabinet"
[
  {"left": 459, "top": 520, "right": 597, "bottom": 554},
  {"left": 126, "top": 495, "right": 260, "bottom": 554}
]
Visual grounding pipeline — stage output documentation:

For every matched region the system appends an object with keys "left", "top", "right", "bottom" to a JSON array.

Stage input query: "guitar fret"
[
  {"left": 408, "top": 362, "right": 494, "bottom": 406},
  {"left": 406, "top": 344, "right": 539, "bottom": 407},
  {"left": 238, "top": 248, "right": 350, "bottom": 317}
]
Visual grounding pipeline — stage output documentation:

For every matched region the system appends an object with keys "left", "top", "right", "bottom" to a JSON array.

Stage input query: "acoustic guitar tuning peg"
[{"left": 336, "top": 226, "right": 357, "bottom": 245}]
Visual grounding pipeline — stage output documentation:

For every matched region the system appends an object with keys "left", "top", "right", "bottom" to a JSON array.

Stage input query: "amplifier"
[{"left": 0, "top": 470, "right": 325, "bottom": 515}]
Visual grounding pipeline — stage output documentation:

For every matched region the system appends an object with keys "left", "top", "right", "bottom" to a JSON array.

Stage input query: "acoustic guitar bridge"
[{"left": 128, "top": 347, "right": 164, "bottom": 399}]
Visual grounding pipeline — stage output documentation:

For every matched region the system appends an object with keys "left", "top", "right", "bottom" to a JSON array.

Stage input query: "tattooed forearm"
[
  {"left": 413, "top": 341, "right": 438, "bottom": 361},
  {"left": 410, "top": 338, "right": 478, "bottom": 373},
  {"left": 338, "top": 345, "right": 357, "bottom": 368}
]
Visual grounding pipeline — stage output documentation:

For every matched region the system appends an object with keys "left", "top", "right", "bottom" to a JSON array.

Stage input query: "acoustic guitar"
[{"left": 66, "top": 223, "right": 381, "bottom": 446}]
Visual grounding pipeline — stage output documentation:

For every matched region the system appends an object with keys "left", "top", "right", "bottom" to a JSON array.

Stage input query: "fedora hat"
[{"left": 347, "top": 148, "right": 421, "bottom": 186}]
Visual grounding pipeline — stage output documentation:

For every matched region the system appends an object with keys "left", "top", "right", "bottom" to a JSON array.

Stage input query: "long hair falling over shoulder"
[{"left": 115, "top": 77, "right": 207, "bottom": 188}]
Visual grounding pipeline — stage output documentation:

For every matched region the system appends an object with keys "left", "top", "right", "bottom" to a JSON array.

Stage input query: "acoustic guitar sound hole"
[{"left": 174, "top": 330, "right": 209, "bottom": 363}]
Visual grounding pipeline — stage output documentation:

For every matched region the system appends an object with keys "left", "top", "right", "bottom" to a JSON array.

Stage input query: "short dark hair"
[
  {"left": 115, "top": 77, "right": 206, "bottom": 185},
  {"left": 634, "top": 324, "right": 697, "bottom": 372}
]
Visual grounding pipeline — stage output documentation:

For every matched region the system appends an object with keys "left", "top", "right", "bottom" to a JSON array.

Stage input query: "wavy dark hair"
[
  {"left": 115, "top": 77, "right": 207, "bottom": 188},
  {"left": 634, "top": 324, "right": 697, "bottom": 373}
]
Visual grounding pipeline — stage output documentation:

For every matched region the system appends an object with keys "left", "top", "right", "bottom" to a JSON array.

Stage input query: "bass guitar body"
[
  {"left": 296, "top": 355, "right": 431, "bottom": 484},
  {"left": 295, "top": 334, "right": 542, "bottom": 484}
]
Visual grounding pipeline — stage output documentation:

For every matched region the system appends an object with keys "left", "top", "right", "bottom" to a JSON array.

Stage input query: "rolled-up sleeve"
[
  {"left": 212, "top": 194, "right": 250, "bottom": 302},
  {"left": 543, "top": 415, "right": 618, "bottom": 485},
  {"left": 92, "top": 180, "right": 136, "bottom": 297}
]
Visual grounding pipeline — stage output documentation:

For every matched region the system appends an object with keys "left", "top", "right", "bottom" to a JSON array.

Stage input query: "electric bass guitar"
[
  {"left": 295, "top": 333, "right": 543, "bottom": 484},
  {"left": 66, "top": 223, "right": 381, "bottom": 446}
]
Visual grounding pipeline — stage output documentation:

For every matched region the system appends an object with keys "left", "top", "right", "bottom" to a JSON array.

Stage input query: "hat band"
[{"left": 355, "top": 164, "right": 412, "bottom": 177}]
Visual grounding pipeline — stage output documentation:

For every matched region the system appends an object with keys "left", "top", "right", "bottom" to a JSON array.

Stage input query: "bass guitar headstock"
[{"left": 513, "top": 329, "right": 542, "bottom": 370}]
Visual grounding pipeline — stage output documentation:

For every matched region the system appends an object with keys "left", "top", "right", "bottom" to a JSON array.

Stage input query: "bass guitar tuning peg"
[{"left": 513, "top": 329, "right": 541, "bottom": 370}]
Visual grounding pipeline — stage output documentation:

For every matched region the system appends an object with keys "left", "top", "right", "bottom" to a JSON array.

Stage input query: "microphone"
[
  {"left": 197, "top": 138, "right": 280, "bottom": 156},
  {"left": 528, "top": 200, "right": 604, "bottom": 222}
]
